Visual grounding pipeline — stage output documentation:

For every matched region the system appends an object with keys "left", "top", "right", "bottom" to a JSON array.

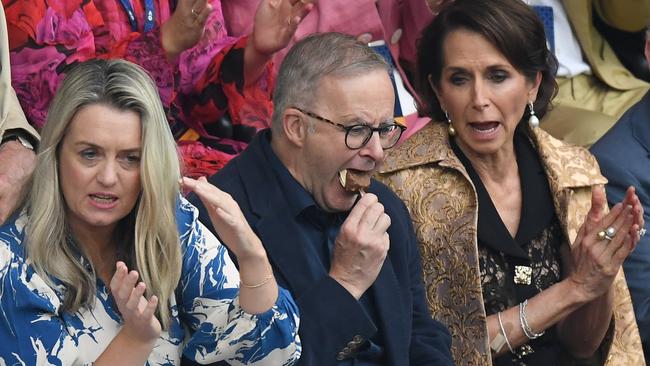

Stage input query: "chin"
[{"left": 82, "top": 212, "right": 127, "bottom": 228}]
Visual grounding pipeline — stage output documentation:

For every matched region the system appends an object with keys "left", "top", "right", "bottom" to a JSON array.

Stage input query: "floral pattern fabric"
[
  {"left": 0, "top": 197, "right": 301, "bottom": 365},
  {"left": 3, "top": 0, "right": 275, "bottom": 177}
]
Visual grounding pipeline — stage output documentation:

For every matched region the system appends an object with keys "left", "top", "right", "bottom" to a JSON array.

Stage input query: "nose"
[
  {"left": 359, "top": 131, "right": 384, "bottom": 164},
  {"left": 97, "top": 160, "right": 118, "bottom": 187},
  {"left": 472, "top": 79, "right": 490, "bottom": 111}
]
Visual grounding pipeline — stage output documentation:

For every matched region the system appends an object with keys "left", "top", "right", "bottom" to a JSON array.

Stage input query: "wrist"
[
  {"left": 233, "top": 235, "right": 268, "bottom": 263},
  {"left": 118, "top": 326, "right": 158, "bottom": 349},
  {"left": 244, "top": 37, "right": 272, "bottom": 85},
  {"left": 563, "top": 276, "right": 595, "bottom": 306},
  {"left": 1, "top": 130, "right": 36, "bottom": 151},
  {"left": 329, "top": 272, "right": 364, "bottom": 300},
  {"left": 161, "top": 22, "right": 181, "bottom": 60}
]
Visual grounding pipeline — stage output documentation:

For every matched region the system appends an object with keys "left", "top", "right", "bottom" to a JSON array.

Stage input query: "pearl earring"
[
  {"left": 445, "top": 110, "right": 456, "bottom": 136},
  {"left": 528, "top": 101, "right": 539, "bottom": 128}
]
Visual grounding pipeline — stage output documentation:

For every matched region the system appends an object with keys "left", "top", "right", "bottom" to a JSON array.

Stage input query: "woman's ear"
[
  {"left": 428, "top": 74, "right": 444, "bottom": 108},
  {"left": 528, "top": 71, "right": 543, "bottom": 102}
]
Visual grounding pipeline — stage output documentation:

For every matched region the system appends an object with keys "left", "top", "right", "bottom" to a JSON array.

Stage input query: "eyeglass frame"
[{"left": 291, "top": 107, "right": 406, "bottom": 150}]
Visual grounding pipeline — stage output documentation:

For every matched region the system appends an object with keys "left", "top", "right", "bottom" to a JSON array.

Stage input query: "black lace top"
[{"left": 452, "top": 126, "right": 568, "bottom": 366}]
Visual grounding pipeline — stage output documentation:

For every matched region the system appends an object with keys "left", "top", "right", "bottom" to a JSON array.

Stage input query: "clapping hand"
[
  {"left": 161, "top": 0, "right": 213, "bottom": 59},
  {"left": 109, "top": 262, "right": 161, "bottom": 344},
  {"left": 181, "top": 177, "right": 266, "bottom": 261},
  {"left": 568, "top": 186, "right": 643, "bottom": 302}
]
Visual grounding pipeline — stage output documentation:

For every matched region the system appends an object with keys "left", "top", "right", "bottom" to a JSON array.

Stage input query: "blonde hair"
[{"left": 26, "top": 59, "right": 181, "bottom": 329}]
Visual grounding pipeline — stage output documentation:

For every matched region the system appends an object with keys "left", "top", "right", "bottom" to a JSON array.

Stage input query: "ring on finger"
[
  {"left": 597, "top": 227, "right": 616, "bottom": 241},
  {"left": 191, "top": 8, "right": 199, "bottom": 18},
  {"left": 639, "top": 227, "right": 647, "bottom": 237}
]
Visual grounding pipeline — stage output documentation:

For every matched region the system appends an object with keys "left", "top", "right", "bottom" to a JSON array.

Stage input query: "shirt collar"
[
  {"left": 259, "top": 130, "right": 322, "bottom": 219},
  {"left": 451, "top": 125, "right": 555, "bottom": 258}
]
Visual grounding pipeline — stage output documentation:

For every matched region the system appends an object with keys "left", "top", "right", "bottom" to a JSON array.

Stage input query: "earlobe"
[{"left": 282, "top": 108, "right": 307, "bottom": 148}]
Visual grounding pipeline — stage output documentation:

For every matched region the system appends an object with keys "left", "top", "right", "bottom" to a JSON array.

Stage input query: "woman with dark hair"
[{"left": 377, "top": 0, "right": 645, "bottom": 364}]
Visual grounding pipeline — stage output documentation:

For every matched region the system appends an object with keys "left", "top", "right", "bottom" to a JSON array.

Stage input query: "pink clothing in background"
[{"left": 222, "top": 0, "right": 435, "bottom": 140}]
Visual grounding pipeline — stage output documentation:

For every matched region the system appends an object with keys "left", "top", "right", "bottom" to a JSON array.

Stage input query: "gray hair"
[
  {"left": 271, "top": 32, "right": 391, "bottom": 133},
  {"left": 26, "top": 59, "right": 181, "bottom": 330}
]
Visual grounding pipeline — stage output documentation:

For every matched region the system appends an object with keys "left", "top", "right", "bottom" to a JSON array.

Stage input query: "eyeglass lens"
[{"left": 345, "top": 124, "right": 403, "bottom": 149}]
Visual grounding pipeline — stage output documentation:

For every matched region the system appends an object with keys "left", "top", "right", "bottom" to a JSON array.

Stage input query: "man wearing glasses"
[{"left": 189, "top": 32, "right": 453, "bottom": 365}]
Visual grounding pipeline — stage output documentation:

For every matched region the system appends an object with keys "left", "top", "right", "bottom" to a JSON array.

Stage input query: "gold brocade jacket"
[{"left": 376, "top": 122, "right": 644, "bottom": 365}]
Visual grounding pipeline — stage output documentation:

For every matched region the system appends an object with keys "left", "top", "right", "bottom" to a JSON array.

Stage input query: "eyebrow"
[
  {"left": 74, "top": 141, "right": 141, "bottom": 153},
  {"left": 338, "top": 115, "right": 395, "bottom": 126},
  {"left": 444, "top": 64, "right": 512, "bottom": 73}
]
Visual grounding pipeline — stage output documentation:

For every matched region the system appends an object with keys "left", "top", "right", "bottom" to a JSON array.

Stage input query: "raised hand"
[
  {"left": 329, "top": 193, "right": 391, "bottom": 299},
  {"left": 109, "top": 262, "right": 161, "bottom": 345},
  {"left": 250, "top": 0, "right": 315, "bottom": 57},
  {"left": 243, "top": 0, "right": 315, "bottom": 85},
  {"left": 181, "top": 176, "right": 266, "bottom": 260},
  {"left": 161, "top": 0, "right": 213, "bottom": 59},
  {"left": 567, "top": 186, "right": 639, "bottom": 302}
]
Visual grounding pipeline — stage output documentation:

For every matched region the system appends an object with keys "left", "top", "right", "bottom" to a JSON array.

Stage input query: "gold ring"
[
  {"left": 191, "top": 8, "right": 199, "bottom": 18},
  {"left": 597, "top": 226, "right": 616, "bottom": 241}
]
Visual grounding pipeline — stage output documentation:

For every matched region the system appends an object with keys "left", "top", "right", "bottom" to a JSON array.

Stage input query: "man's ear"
[{"left": 282, "top": 108, "right": 308, "bottom": 148}]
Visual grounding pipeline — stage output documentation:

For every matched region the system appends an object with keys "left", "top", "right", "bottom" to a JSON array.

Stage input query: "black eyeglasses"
[{"left": 293, "top": 107, "right": 406, "bottom": 150}]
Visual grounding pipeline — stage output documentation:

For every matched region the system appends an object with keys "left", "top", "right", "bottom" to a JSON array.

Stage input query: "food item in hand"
[{"left": 338, "top": 169, "right": 370, "bottom": 193}]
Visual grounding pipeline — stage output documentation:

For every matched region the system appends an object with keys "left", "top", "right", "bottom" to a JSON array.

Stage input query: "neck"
[
  {"left": 68, "top": 220, "right": 118, "bottom": 279},
  {"left": 271, "top": 133, "right": 309, "bottom": 189},
  {"left": 455, "top": 138, "right": 518, "bottom": 185}
]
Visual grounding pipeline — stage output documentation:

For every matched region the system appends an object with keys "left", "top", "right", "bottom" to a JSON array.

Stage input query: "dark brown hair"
[{"left": 416, "top": 0, "right": 558, "bottom": 122}]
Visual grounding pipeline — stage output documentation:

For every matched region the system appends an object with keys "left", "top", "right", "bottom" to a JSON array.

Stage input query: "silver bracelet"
[
  {"left": 519, "top": 300, "right": 545, "bottom": 339},
  {"left": 497, "top": 311, "right": 515, "bottom": 354}
]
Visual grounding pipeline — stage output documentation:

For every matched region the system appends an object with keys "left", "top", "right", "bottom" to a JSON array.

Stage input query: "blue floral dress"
[{"left": 0, "top": 198, "right": 300, "bottom": 365}]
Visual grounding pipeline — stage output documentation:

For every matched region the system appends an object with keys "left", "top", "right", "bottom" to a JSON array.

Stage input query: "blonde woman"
[{"left": 0, "top": 59, "right": 300, "bottom": 365}]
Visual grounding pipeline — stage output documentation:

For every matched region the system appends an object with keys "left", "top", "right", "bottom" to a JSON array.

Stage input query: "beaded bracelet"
[
  {"left": 240, "top": 274, "right": 274, "bottom": 289},
  {"left": 519, "top": 300, "right": 545, "bottom": 339},
  {"left": 497, "top": 311, "right": 515, "bottom": 354}
]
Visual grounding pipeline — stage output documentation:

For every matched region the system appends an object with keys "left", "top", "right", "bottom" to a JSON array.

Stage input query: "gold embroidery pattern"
[{"left": 376, "top": 122, "right": 644, "bottom": 366}]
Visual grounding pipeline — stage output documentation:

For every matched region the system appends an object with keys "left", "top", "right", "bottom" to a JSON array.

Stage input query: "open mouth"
[
  {"left": 469, "top": 122, "right": 500, "bottom": 133},
  {"left": 338, "top": 169, "right": 370, "bottom": 193},
  {"left": 90, "top": 194, "right": 117, "bottom": 204}
]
